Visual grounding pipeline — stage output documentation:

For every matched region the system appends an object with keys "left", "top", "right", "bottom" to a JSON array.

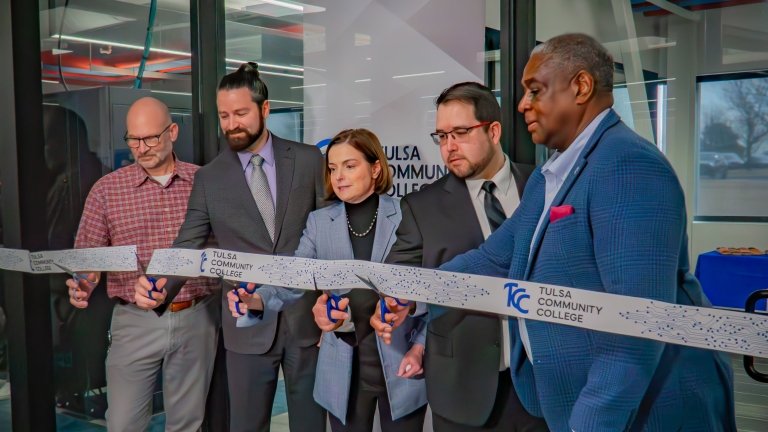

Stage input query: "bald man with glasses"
[{"left": 67, "top": 97, "right": 219, "bottom": 432}]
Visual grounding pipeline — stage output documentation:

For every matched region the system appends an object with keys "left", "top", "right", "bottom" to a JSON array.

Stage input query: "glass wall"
[
  {"left": 36, "top": 0, "right": 193, "bottom": 429},
  {"left": 41, "top": 0, "right": 195, "bottom": 168},
  {"left": 697, "top": 73, "right": 768, "bottom": 217},
  {"left": 224, "top": 0, "right": 503, "bottom": 199},
  {"left": 1, "top": 1, "right": 507, "bottom": 430},
  {"left": 694, "top": 3, "right": 768, "bottom": 219},
  {"left": 536, "top": 0, "right": 768, "bottom": 224},
  {"left": 0, "top": 164, "right": 8, "bottom": 424}
]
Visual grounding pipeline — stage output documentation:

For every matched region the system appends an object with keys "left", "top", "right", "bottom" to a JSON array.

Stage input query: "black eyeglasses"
[
  {"left": 124, "top": 124, "right": 172, "bottom": 149},
  {"left": 430, "top": 122, "right": 491, "bottom": 145}
]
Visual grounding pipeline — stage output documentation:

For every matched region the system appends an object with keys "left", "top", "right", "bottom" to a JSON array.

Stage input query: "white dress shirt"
[{"left": 465, "top": 155, "right": 520, "bottom": 370}]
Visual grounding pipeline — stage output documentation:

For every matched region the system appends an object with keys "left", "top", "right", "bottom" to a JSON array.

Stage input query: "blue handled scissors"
[
  {"left": 136, "top": 254, "right": 162, "bottom": 300},
  {"left": 313, "top": 273, "right": 344, "bottom": 324},
  {"left": 326, "top": 292, "right": 344, "bottom": 324},
  {"left": 224, "top": 279, "right": 255, "bottom": 316},
  {"left": 354, "top": 274, "right": 409, "bottom": 324},
  {"left": 55, "top": 262, "right": 96, "bottom": 301}
]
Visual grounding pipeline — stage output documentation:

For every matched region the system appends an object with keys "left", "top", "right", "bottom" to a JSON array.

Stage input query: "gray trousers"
[
  {"left": 105, "top": 295, "right": 219, "bottom": 432},
  {"left": 226, "top": 314, "right": 326, "bottom": 432}
]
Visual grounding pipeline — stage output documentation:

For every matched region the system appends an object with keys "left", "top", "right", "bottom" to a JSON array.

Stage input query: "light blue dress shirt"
[{"left": 519, "top": 109, "right": 610, "bottom": 361}]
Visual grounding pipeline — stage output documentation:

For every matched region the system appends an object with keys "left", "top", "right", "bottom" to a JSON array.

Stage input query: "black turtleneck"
[
  {"left": 344, "top": 192, "right": 378, "bottom": 261},
  {"left": 340, "top": 192, "right": 386, "bottom": 392}
]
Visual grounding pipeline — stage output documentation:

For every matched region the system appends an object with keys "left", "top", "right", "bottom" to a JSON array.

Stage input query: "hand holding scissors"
[
  {"left": 134, "top": 254, "right": 168, "bottom": 310},
  {"left": 380, "top": 296, "right": 410, "bottom": 323},
  {"left": 310, "top": 274, "right": 349, "bottom": 331},
  {"left": 57, "top": 262, "right": 99, "bottom": 309},
  {"left": 356, "top": 274, "right": 413, "bottom": 345},
  {"left": 225, "top": 280, "right": 259, "bottom": 317}
]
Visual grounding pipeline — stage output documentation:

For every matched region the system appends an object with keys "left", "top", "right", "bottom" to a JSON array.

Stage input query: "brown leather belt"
[
  {"left": 117, "top": 296, "right": 206, "bottom": 313},
  {"left": 168, "top": 296, "right": 205, "bottom": 313}
]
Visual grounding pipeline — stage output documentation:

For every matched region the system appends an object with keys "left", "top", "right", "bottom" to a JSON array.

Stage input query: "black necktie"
[{"left": 482, "top": 180, "right": 506, "bottom": 232}]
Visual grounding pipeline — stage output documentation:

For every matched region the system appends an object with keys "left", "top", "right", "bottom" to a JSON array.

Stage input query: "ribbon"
[
  {"left": 0, "top": 246, "right": 138, "bottom": 273},
  {"left": 152, "top": 246, "right": 767, "bottom": 358}
]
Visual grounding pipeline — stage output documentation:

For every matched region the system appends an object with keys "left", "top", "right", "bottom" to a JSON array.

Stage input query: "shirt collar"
[
  {"left": 237, "top": 132, "right": 274, "bottom": 171},
  {"left": 541, "top": 109, "right": 610, "bottom": 181},
  {"left": 465, "top": 154, "right": 513, "bottom": 200},
  {"left": 132, "top": 153, "right": 189, "bottom": 188}
]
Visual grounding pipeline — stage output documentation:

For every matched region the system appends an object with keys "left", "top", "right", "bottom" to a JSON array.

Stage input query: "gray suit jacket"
[
  {"left": 301, "top": 196, "right": 428, "bottom": 422},
  {"left": 164, "top": 134, "right": 326, "bottom": 354},
  {"left": 241, "top": 195, "right": 428, "bottom": 421}
]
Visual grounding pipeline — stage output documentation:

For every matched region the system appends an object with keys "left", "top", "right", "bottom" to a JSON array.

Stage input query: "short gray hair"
[{"left": 532, "top": 33, "right": 614, "bottom": 92}]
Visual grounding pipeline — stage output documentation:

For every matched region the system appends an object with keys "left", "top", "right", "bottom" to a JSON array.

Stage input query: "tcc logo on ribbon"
[
  {"left": 200, "top": 251, "right": 208, "bottom": 273},
  {"left": 505, "top": 282, "right": 530, "bottom": 314}
]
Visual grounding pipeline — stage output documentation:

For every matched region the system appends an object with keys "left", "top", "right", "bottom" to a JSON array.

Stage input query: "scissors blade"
[
  {"left": 312, "top": 272, "right": 320, "bottom": 291},
  {"left": 53, "top": 262, "right": 77, "bottom": 276},
  {"left": 135, "top": 253, "right": 148, "bottom": 275},
  {"left": 354, "top": 274, "right": 384, "bottom": 297},
  {"left": 357, "top": 273, "right": 396, "bottom": 324}
]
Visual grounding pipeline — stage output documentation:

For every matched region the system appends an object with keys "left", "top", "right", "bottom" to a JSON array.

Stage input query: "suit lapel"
[
  {"left": 273, "top": 136, "right": 295, "bottom": 247},
  {"left": 509, "top": 161, "right": 527, "bottom": 198},
  {"left": 224, "top": 148, "right": 272, "bottom": 246},
  {"left": 326, "top": 196, "right": 398, "bottom": 262},
  {"left": 326, "top": 203, "right": 354, "bottom": 260},
  {"left": 371, "top": 195, "right": 399, "bottom": 263},
  {"left": 443, "top": 174, "right": 485, "bottom": 245},
  {"left": 524, "top": 110, "right": 621, "bottom": 278}
]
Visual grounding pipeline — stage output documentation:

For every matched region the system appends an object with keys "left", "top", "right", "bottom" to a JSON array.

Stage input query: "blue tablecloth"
[{"left": 695, "top": 251, "right": 768, "bottom": 311}]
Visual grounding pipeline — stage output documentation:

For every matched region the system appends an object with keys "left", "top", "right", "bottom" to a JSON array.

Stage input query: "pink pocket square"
[{"left": 550, "top": 205, "right": 574, "bottom": 223}]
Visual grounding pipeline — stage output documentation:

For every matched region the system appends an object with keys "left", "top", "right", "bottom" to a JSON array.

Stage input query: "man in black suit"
[
  {"left": 135, "top": 63, "right": 326, "bottom": 432},
  {"left": 375, "top": 82, "right": 548, "bottom": 431}
]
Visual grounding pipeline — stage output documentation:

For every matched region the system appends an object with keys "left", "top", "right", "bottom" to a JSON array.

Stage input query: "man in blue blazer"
[{"left": 432, "top": 33, "right": 737, "bottom": 431}]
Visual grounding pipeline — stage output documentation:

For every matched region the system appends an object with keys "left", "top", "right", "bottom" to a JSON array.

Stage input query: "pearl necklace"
[{"left": 347, "top": 209, "right": 378, "bottom": 237}]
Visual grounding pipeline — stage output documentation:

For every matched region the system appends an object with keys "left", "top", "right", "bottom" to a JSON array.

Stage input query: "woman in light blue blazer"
[
  {"left": 309, "top": 128, "right": 427, "bottom": 431},
  {"left": 229, "top": 128, "right": 428, "bottom": 430}
]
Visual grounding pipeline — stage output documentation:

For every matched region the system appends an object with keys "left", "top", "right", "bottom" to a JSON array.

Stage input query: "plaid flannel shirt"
[{"left": 75, "top": 160, "right": 214, "bottom": 303}]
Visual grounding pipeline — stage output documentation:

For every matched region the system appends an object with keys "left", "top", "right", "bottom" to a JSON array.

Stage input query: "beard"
[
  {"left": 225, "top": 120, "right": 266, "bottom": 152},
  {"left": 447, "top": 158, "right": 479, "bottom": 179},
  {"left": 447, "top": 152, "right": 494, "bottom": 179}
]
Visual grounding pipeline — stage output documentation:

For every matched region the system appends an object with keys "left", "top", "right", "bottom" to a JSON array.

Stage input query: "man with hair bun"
[{"left": 136, "top": 62, "right": 327, "bottom": 431}]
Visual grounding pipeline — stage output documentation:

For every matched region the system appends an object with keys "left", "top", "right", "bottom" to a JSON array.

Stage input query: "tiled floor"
[
  {"left": 734, "top": 355, "right": 768, "bottom": 431},
  {"left": 0, "top": 379, "right": 287, "bottom": 431},
  {"left": 0, "top": 356, "right": 766, "bottom": 431}
]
